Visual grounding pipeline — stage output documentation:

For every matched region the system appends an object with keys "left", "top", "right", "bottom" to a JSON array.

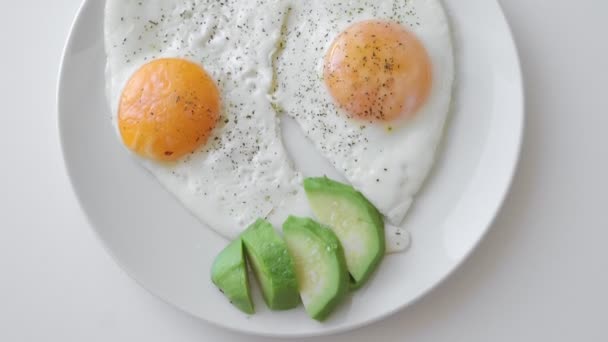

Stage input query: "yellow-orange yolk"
[
  {"left": 118, "top": 58, "right": 220, "bottom": 162},
  {"left": 324, "top": 20, "right": 432, "bottom": 122}
]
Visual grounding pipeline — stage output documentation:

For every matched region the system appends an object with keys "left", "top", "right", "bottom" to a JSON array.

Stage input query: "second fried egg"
[{"left": 274, "top": 0, "right": 454, "bottom": 225}]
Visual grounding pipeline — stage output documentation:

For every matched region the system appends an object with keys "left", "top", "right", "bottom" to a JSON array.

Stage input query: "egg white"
[
  {"left": 274, "top": 0, "right": 455, "bottom": 225},
  {"left": 104, "top": 0, "right": 304, "bottom": 238}
]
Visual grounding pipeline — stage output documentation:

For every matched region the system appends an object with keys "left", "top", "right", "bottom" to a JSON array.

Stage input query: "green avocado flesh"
[
  {"left": 211, "top": 239, "right": 254, "bottom": 315},
  {"left": 303, "top": 177, "right": 385, "bottom": 289},
  {"left": 241, "top": 219, "right": 300, "bottom": 310},
  {"left": 283, "top": 216, "right": 349, "bottom": 321}
]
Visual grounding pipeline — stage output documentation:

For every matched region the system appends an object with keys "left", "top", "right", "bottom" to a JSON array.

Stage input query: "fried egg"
[
  {"left": 104, "top": 0, "right": 303, "bottom": 238},
  {"left": 274, "top": 0, "right": 454, "bottom": 225}
]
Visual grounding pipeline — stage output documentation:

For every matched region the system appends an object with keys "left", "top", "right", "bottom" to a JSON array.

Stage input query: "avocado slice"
[
  {"left": 211, "top": 239, "right": 255, "bottom": 314},
  {"left": 303, "top": 177, "right": 385, "bottom": 289},
  {"left": 241, "top": 219, "right": 300, "bottom": 310},
  {"left": 283, "top": 216, "right": 349, "bottom": 321}
]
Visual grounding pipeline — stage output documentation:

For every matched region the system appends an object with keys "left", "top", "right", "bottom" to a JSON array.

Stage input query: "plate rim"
[{"left": 57, "top": 0, "right": 524, "bottom": 337}]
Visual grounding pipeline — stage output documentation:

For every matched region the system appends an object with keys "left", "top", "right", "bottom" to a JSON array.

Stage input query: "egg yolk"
[
  {"left": 324, "top": 20, "right": 432, "bottom": 122},
  {"left": 118, "top": 58, "right": 220, "bottom": 162}
]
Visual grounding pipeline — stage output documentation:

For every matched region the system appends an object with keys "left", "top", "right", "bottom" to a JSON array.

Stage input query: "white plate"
[{"left": 58, "top": 0, "right": 523, "bottom": 337}]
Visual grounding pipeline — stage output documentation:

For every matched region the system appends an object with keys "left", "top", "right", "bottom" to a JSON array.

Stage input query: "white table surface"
[{"left": 1, "top": 1, "right": 607, "bottom": 341}]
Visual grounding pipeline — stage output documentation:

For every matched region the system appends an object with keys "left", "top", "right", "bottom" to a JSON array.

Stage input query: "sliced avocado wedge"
[
  {"left": 211, "top": 239, "right": 254, "bottom": 314},
  {"left": 241, "top": 219, "right": 300, "bottom": 310},
  {"left": 303, "top": 177, "right": 385, "bottom": 289},
  {"left": 283, "top": 216, "right": 349, "bottom": 321}
]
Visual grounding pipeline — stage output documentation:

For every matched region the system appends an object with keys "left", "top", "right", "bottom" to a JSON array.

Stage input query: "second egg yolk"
[
  {"left": 324, "top": 20, "right": 433, "bottom": 122},
  {"left": 118, "top": 58, "right": 220, "bottom": 162}
]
